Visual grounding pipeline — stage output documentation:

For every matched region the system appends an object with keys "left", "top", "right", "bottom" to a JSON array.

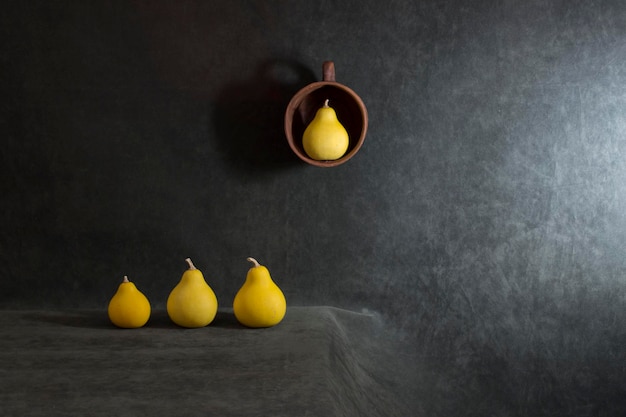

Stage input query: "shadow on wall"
[{"left": 212, "top": 59, "right": 317, "bottom": 176}]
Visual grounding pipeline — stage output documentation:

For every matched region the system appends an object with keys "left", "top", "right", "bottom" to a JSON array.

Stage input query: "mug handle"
[{"left": 323, "top": 61, "right": 336, "bottom": 82}]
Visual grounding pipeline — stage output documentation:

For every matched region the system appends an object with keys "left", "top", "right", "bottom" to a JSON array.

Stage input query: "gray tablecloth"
[{"left": 0, "top": 306, "right": 411, "bottom": 417}]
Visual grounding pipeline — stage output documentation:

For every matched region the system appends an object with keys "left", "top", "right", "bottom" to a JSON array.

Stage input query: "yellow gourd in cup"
[
  {"left": 233, "top": 257, "right": 286, "bottom": 328},
  {"left": 302, "top": 99, "right": 349, "bottom": 161}
]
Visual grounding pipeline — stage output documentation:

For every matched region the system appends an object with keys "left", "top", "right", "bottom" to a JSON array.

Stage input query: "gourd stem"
[
  {"left": 324, "top": 99, "right": 329, "bottom": 107},
  {"left": 122, "top": 276, "right": 129, "bottom": 283},
  {"left": 185, "top": 258, "right": 196, "bottom": 270},
  {"left": 247, "top": 257, "right": 260, "bottom": 268}
]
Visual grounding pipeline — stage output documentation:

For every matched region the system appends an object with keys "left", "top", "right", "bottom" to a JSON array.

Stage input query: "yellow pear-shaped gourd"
[
  {"left": 108, "top": 276, "right": 151, "bottom": 328},
  {"left": 233, "top": 257, "right": 286, "bottom": 328},
  {"left": 302, "top": 99, "right": 349, "bottom": 161},
  {"left": 167, "top": 258, "right": 218, "bottom": 328}
]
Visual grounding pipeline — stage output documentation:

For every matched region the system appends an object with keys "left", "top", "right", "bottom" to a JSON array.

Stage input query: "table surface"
[{"left": 0, "top": 306, "right": 411, "bottom": 417}]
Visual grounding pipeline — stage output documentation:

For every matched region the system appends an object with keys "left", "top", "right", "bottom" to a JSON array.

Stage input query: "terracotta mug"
[{"left": 284, "top": 61, "right": 368, "bottom": 167}]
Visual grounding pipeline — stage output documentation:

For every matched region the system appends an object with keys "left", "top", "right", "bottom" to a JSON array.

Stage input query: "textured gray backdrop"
[{"left": 2, "top": 1, "right": 625, "bottom": 415}]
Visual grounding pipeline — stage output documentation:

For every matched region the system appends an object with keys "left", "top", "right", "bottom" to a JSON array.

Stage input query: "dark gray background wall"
[{"left": 2, "top": 1, "right": 625, "bottom": 415}]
